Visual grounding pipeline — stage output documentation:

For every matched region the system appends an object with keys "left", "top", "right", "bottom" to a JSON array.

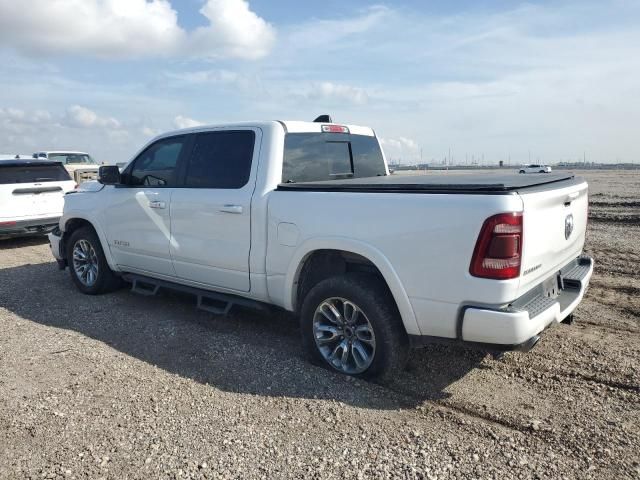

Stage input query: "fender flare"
[
  {"left": 283, "top": 237, "right": 421, "bottom": 336},
  {"left": 61, "top": 212, "right": 120, "bottom": 272}
]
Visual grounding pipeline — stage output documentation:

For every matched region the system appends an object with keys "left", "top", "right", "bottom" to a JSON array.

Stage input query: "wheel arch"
[
  {"left": 61, "top": 215, "right": 119, "bottom": 271},
  {"left": 284, "top": 238, "right": 421, "bottom": 336}
]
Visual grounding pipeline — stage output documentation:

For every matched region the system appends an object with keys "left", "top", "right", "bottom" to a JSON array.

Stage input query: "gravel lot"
[{"left": 0, "top": 170, "right": 638, "bottom": 479}]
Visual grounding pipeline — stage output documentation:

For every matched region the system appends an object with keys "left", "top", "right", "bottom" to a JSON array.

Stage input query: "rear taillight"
[{"left": 470, "top": 212, "right": 523, "bottom": 279}]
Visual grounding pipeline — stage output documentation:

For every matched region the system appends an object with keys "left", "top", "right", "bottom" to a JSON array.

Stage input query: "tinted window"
[
  {"left": 350, "top": 135, "right": 386, "bottom": 178},
  {"left": 283, "top": 133, "right": 386, "bottom": 183},
  {"left": 0, "top": 164, "right": 71, "bottom": 184},
  {"left": 128, "top": 137, "right": 185, "bottom": 187},
  {"left": 184, "top": 130, "right": 255, "bottom": 188},
  {"left": 326, "top": 142, "right": 352, "bottom": 176},
  {"left": 48, "top": 153, "right": 97, "bottom": 165}
]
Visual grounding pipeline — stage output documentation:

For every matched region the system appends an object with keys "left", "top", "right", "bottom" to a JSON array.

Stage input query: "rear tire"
[
  {"left": 300, "top": 273, "right": 409, "bottom": 380},
  {"left": 519, "top": 170, "right": 525, "bottom": 174},
  {"left": 66, "top": 227, "right": 122, "bottom": 295}
]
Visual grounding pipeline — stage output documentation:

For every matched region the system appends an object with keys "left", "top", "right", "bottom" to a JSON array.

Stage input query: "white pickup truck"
[
  {"left": 49, "top": 119, "right": 593, "bottom": 379},
  {"left": 33, "top": 151, "right": 100, "bottom": 184}
]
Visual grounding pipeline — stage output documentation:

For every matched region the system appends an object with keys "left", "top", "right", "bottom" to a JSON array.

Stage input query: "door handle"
[
  {"left": 564, "top": 192, "right": 580, "bottom": 206},
  {"left": 219, "top": 204, "right": 243, "bottom": 214},
  {"left": 148, "top": 200, "right": 166, "bottom": 209}
]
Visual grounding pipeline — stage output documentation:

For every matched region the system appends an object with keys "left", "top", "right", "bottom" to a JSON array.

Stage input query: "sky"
[{"left": 0, "top": 0, "right": 639, "bottom": 165}]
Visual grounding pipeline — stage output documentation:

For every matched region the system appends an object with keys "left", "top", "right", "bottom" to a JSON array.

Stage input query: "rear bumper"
[
  {"left": 0, "top": 217, "right": 60, "bottom": 238},
  {"left": 459, "top": 255, "right": 593, "bottom": 350}
]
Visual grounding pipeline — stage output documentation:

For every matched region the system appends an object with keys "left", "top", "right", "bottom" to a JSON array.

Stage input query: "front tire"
[
  {"left": 300, "top": 273, "right": 409, "bottom": 380},
  {"left": 519, "top": 170, "right": 525, "bottom": 174},
  {"left": 66, "top": 227, "right": 122, "bottom": 295}
]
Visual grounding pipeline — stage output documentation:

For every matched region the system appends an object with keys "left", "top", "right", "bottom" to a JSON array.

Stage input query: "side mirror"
[{"left": 98, "top": 165, "right": 121, "bottom": 185}]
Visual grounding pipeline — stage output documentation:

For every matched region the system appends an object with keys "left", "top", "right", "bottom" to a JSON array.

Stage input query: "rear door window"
[
  {"left": 283, "top": 133, "right": 385, "bottom": 183},
  {"left": 0, "top": 164, "right": 71, "bottom": 184},
  {"left": 183, "top": 130, "right": 255, "bottom": 189}
]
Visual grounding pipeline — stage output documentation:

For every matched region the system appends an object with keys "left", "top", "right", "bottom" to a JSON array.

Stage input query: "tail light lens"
[
  {"left": 470, "top": 212, "right": 523, "bottom": 279},
  {"left": 322, "top": 124, "right": 350, "bottom": 134}
]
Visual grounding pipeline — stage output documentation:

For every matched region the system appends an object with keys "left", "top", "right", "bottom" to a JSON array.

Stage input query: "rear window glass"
[
  {"left": 48, "top": 153, "right": 97, "bottom": 165},
  {"left": 283, "top": 133, "right": 386, "bottom": 183},
  {"left": 0, "top": 164, "right": 71, "bottom": 184}
]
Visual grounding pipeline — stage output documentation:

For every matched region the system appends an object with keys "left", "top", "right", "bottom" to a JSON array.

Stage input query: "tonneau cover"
[{"left": 278, "top": 173, "right": 577, "bottom": 194}]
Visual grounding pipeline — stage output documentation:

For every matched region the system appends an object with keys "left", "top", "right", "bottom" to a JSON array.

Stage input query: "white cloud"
[
  {"left": 3, "top": 107, "right": 25, "bottom": 121},
  {"left": 173, "top": 115, "right": 204, "bottom": 129},
  {"left": 33, "top": 110, "right": 52, "bottom": 123},
  {"left": 141, "top": 126, "right": 159, "bottom": 137},
  {"left": 165, "top": 69, "right": 240, "bottom": 86},
  {"left": 397, "top": 137, "right": 418, "bottom": 150},
  {"left": 379, "top": 136, "right": 420, "bottom": 163},
  {"left": 308, "top": 82, "right": 369, "bottom": 105},
  {"left": 0, "top": 105, "right": 129, "bottom": 160},
  {"left": 190, "top": 0, "right": 276, "bottom": 60},
  {"left": 288, "top": 6, "right": 389, "bottom": 50},
  {"left": 0, "top": 0, "right": 275, "bottom": 60},
  {"left": 65, "top": 105, "right": 121, "bottom": 129}
]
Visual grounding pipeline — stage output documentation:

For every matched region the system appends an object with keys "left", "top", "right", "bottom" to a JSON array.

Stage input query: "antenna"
[{"left": 313, "top": 114, "right": 333, "bottom": 123}]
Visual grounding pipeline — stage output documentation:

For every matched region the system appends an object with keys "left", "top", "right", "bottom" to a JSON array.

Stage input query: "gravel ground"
[{"left": 0, "top": 170, "right": 638, "bottom": 479}]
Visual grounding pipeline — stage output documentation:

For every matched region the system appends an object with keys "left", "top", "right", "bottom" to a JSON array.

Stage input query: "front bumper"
[
  {"left": 0, "top": 217, "right": 60, "bottom": 239},
  {"left": 48, "top": 228, "right": 66, "bottom": 269},
  {"left": 459, "top": 255, "right": 594, "bottom": 350}
]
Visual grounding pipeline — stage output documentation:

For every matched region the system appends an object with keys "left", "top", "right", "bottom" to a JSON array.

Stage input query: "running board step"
[
  {"left": 197, "top": 295, "right": 232, "bottom": 315},
  {"left": 131, "top": 279, "right": 160, "bottom": 296},
  {"left": 121, "top": 273, "right": 268, "bottom": 316}
]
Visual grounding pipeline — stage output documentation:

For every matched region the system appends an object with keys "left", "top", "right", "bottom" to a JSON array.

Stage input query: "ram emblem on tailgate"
[{"left": 565, "top": 214, "right": 574, "bottom": 240}]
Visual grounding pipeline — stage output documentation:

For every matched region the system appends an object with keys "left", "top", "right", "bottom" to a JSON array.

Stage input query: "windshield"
[
  {"left": 48, "top": 153, "right": 97, "bottom": 165},
  {"left": 283, "top": 133, "right": 386, "bottom": 183}
]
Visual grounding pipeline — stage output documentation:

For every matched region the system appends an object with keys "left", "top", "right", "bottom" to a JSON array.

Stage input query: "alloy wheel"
[
  {"left": 72, "top": 239, "right": 99, "bottom": 287},
  {"left": 312, "top": 297, "right": 376, "bottom": 374}
]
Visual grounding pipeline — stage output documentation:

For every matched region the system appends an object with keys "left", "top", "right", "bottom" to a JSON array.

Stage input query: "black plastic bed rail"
[{"left": 277, "top": 173, "right": 578, "bottom": 195}]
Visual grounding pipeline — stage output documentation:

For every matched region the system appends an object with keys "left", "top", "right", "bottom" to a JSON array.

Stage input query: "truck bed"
[{"left": 277, "top": 173, "right": 579, "bottom": 194}]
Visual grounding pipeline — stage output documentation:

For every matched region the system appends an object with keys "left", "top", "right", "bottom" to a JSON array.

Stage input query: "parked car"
[
  {"left": 0, "top": 159, "right": 76, "bottom": 239},
  {"left": 0, "top": 154, "right": 33, "bottom": 160},
  {"left": 33, "top": 151, "right": 99, "bottom": 184},
  {"left": 49, "top": 118, "right": 593, "bottom": 379},
  {"left": 519, "top": 164, "right": 552, "bottom": 174}
]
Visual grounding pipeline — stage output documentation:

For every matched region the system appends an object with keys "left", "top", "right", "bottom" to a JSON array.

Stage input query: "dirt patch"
[{"left": 1, "top": 170, "right": 639, "bottom": 479}]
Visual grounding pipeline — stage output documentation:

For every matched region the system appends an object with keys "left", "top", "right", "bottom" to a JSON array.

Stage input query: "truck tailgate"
[{"left": 518, "top": 180, "right": 589, "bottom": 295}]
